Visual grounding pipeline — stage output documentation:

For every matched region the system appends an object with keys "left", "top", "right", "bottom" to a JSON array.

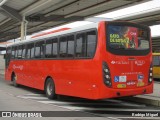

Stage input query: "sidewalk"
[
  {"left": 0, "top": 70, "right": 4, "bottom": 75},
  {"left": 121, "top": 81, "right": 160, "bottom": 107}
]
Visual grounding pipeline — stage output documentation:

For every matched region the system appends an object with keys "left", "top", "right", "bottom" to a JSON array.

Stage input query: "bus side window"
[
  {"left": 53, "top": 39, "right": 58, "bottom": 58},
  {"left": 6, "top": 47, "right": 11, "bottom": 68},
  {"left": 26, "top": 44, "right": 31, "bottom": 59},
  {"left": 86, "top": 31, "right": 97, "bottom": 57},
  {"left": 6, "top": 47, "right": 11, "bottom": 59},
  {"left": 14, "top": 46, "right": 18, "bottom": 59},
  {"left": 11, "top": 46, "right": 15, "bottom": 59},
  {"left": 76, "top": 33, "right": 86, "bottom": 58},
  {"left": 35, "top": 41, "right": 45, "bottom": 59},
  {"left": 17, "top": 45, "right": 22, "bottom": 59},
  {"left": 67, "top": 35, "right": 74, "bottom": 58},
  {"left": 22, "top": 45, "right": 26, "bottom": 59},
  {"left": 59, "top": 37, "right": 67, "bottom": 58},
  {"left": 30, "top": 44, "right": 35, "bottom": 59},
  {"left": 45, "top": 39, "right": 53, "bottom": 58}
]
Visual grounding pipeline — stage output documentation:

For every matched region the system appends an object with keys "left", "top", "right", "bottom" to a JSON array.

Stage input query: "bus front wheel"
[{"left": 45, "top": 78, "right": 57, "bottom": 99}]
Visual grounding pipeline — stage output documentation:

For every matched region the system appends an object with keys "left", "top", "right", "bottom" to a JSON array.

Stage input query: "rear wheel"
[
  {"left": 45, "top": 78, "right": 57, "bottom": 99},
  {"left": 12, "top": 74, "right": 18, "bottom": 87}
]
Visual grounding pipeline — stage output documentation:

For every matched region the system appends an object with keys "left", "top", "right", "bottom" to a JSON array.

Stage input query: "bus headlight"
[
  {"left": 103, "top": 62, "right": 112, "bottom": 87},
  {"left": 148, "top": 64, "right": 153, "bottom": 84}
]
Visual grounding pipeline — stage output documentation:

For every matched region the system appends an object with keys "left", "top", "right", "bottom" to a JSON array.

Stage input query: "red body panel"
[{"left": 5, "top": 21, "right": 153, "bottom": 100}]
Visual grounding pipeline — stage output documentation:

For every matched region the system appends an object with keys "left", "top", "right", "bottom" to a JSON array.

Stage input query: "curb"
[{"left": 120, "top": 96, "right": 160, "bottom": 107}]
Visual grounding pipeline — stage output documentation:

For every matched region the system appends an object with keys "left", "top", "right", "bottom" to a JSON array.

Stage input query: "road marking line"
[
  {"left": 25, "top": 93, "right": 43, "bottom": 96},
  {"left": 36, "top": 100, "right": 144, "bottom": 108},
  {"left": 107, "top": 117, "right": 122, "bottom": 120},
  {"left": 45, "top": 105, "right": 160, "bottom": 111},
  {"left": 104, "top": 99, "right": 146, "bottom": 107},
  {"left": 17, "top": 96, "right": 48, "bottom": 100},
  {"left": 37, "top": 100, "right": 110, "bottom": 105}
]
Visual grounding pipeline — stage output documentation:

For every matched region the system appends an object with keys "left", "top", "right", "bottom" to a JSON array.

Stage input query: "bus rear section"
[
  {"left": 153, "top": 53, "right": 160, "bottom": 79},
  {"left": 4, "top": 21, "right": 153, "bottom": 100},
  {"left": 98, "top": 21, "right": 153, "bottom": 99}
]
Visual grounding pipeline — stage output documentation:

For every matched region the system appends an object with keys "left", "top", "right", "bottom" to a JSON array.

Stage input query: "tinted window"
[
  {"left": 76, "top": 33, "right": 86, "bottom": 57},
  {"left": 26, "top": 43, "right": 34, "bottom": 59},
  {"left": 107, "top": 23, "right": 150, "bottom": 56},
  {"left": 22, "top": 45, "right": 26, "bottom": 59},
  {"left": 35, "top": 41, "right": 45, "bottom": 58},
  {"left": 45, "top": 39, "right": 52, "bottom": 58},
  {"left": 14, "top": 46, "right": 18, "bottom": 59},
  {"left": 86, "top": 31, "right": 96, "bottom": 57},
  {"left": 53, "top": 39, "right": 58, "bottom": 58},
  {"left": 11, "top": 46, "right": 15, "bottom": 59},
  {"left": 31, "top": 44, "right": 35, "bottom": 58},
  {"left": 7, "top": 47, "right": 11, "bottom": 58},
  {"left": 59, "top": 37, "right": 67, "bottom": 58},
  {"left": 26, "top": 44, "right": 31, "bottom": 59},
  {"left": 67, "top": 35, "right": 74, "bottom": 57},
  {"left": 108, "top": 25, "right": 149, "bottom": 50},
  {"left": 35, "top": 43, "right": 40, "bottom": 58},
  {"left": 6, "top": 47, "right": 12, "bottom": 67},
  {"left": 17, "top": 45, "right": 22, "bottom": 59}
]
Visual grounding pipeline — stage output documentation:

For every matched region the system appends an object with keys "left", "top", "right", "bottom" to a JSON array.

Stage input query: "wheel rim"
[{"left": 47, "top": 82, "right": 53, "bottom": 95}]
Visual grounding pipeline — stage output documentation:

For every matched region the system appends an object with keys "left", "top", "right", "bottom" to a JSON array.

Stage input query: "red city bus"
[{"left": 5, "top": 21, "right": 153, "bottom": 100}]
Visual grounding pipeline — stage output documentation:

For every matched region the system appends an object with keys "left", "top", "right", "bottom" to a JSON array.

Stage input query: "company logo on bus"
[
  {"left": 111, "top": 61, "right": 116, "bottom": 64},
  {"left": 111, "top": 61, "right": 129, "bottom": 65},
  {"left": 127, "top": 80, "right": 136, "bottom": 86},
  {"left": 13, "top": 65, "right": 24, "bottom": 70},
  {"left": 135, "top": 60, "right": 145, "bottom": 66}
]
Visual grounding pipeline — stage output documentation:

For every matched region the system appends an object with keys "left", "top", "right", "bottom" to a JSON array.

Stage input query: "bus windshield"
[
  {"left": 107, "top": 23, "right": 150, "bottom": 55},
  {"left": 108, "top": 25, "right": 149, "bottom": 50}
]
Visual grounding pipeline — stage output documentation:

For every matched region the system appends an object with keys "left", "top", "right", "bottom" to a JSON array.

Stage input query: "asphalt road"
[{"left": 0, "top": 75, "right": 159, "bottom": 120}]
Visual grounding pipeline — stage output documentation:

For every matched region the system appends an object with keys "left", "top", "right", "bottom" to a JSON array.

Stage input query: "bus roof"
[
  {"left": 31, "top": 28, "right": 71, "bottom": 38},
  {"left": 7, "top": 22, "right": 99, "bottom": 47}
]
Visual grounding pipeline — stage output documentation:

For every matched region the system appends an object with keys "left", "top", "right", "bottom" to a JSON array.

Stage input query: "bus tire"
[
  {"left": 45, "top": 78, "right": 57, "bottom": 99},
  {"left": 12, "top": 74, "right": 18, "bottom": 87}
]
